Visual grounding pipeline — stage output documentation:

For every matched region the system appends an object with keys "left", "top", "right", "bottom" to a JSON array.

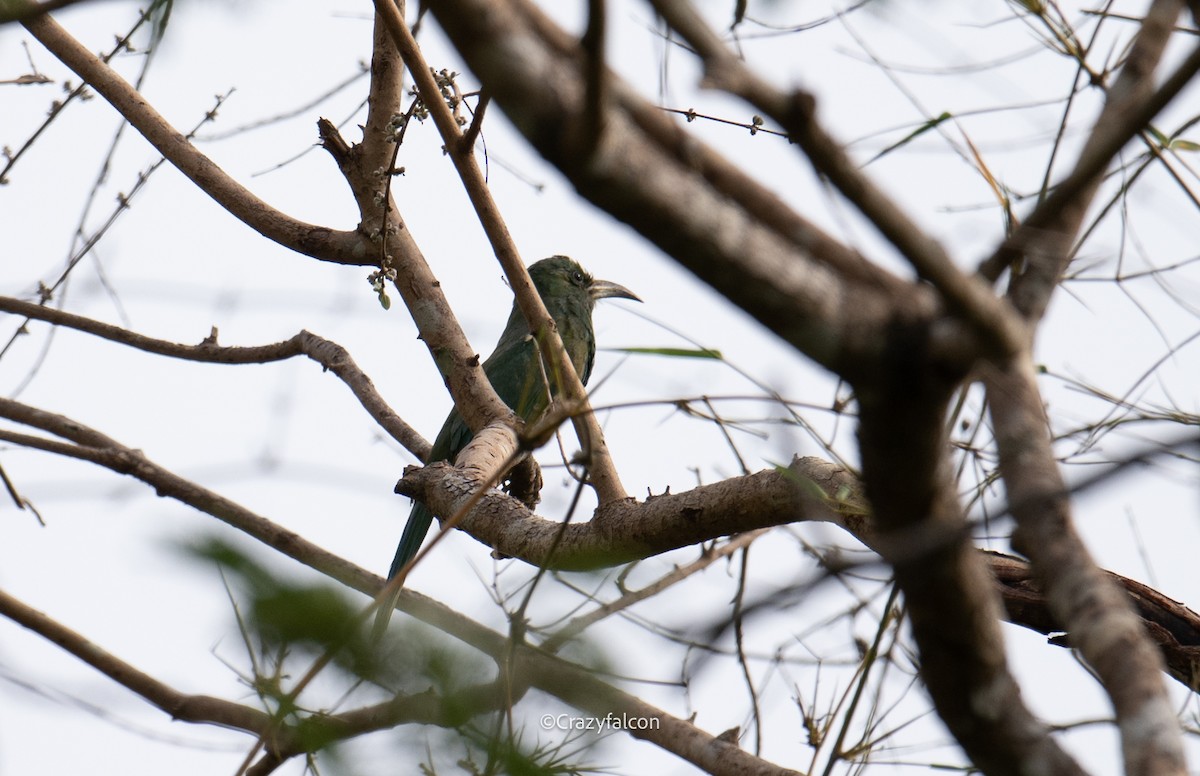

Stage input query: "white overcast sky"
[{"left": 1, "top": 1, "right": 1198, "bottom": 774}]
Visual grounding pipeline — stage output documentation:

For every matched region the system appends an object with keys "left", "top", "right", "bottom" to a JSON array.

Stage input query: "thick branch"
[
  {"left": 358, "top": 3, "right": 408, "bottom": 237},
  {"left": 649, "top": 0, "right": 1026, "bottom": 363},
  {"left": 4, "top": 399, "right": 1197, "bottom": 696},
  {"left": 395, "top": 446, "right": 1200, "bottom": 690},
  {"left": 314, "top": 135, "right": 515, "bottom": 442},
  {"left": 979, "top": 5, "right": 1190, "bottom": 775},
  {"left": 309, "top": 8, "right": 526, "bottom": 450},
  {"left": 394, "top": 456, "right": 844, "bottom": 569},
  {"left": 853, "top": 372, "right": 1083, "bottom": 776},
  {"left": 422, "top": 0, "right": 964, "bottom": 380},
  {"left": 989, "top": 552, "right": 1200, "bottom": 693},
  {"left": 985, "top": 360, "right": 1186, "bottom": 776},
  {"left": 315, "top": 7, "right": 406, "bottom": 249},
  {"left": 0, "top": 399, "right": 799, "bottom": 776}
]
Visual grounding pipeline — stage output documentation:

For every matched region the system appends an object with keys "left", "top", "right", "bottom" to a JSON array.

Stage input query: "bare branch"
[
  {"left": 360, "top": 3, "right": 408, "bottom": 232},
  {"left": 541, "top": 528, "right": 769, "bottom": 652},
  {"left": 393, "top": 456, "right": 845, "bottom": 569},
  {"left": 649, "top": 0, "right": 1027, "bottom": 363},
  {"left": 984, "top": 360, "right": 1186, "bottom": 776},
  {"left": 21, "top": 14, "right": 371, "bottom": 266},
  {"left": 0, "top": 398, "right": 802, "bottom": 776},
  {"left": 977, "top": 5, "right": 1192, "bottom": 774},
  {"left": 461, "top": 89, "right": 489, "bottom": 151},
  {"left": 854, "top": 381, "right": 1084, "bottom": 776},
  {"left": 1, "top": 5, "right": 156, "bottom": 184},
  {"left": 989, "top": 551, "right": 1200, "bottom": 694},
  {"left": 314, "top": 6, "right": 407, "bottom": 263},
  {"left": 5, "top": 393, "right": 1197, "bottom": 699},
  {"left": 422, "top": 0, "right": 959, "bottom": 379},
  {"left": 0, "top": 587, "right": 275, "bottom": 736},
  {"left": 0, "top": 296, "right": 430, "bottom": 460},
  {"left": 980, "top": 2, "right": 1200, "bottom": 323},
  {"left": 0, "top": 585, "right": 537, "bottom": 771},
  {"left": 314, "top": 117, "right": 518, "bottom": 441}
]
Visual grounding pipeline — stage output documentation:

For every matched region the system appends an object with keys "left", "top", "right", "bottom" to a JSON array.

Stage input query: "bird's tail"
[{"left": 372, "top": 502, "right": 435, "bottom": 641}]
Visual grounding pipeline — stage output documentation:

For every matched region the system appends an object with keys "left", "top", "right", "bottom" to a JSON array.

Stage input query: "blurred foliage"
[
  {"left": 187, "top": 536, "right": 491, "bottom": 693},
  {"left": 184, "top": 536, "right": 607, "bottom": 774}
]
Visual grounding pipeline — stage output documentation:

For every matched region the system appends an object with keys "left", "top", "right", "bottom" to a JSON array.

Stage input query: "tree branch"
[
  {"left": 0, "top": 587, "right": 277, "bottom": 737},
  {"left": 0, "top": 398, "right": 801, "bottom": 776},
  {"left": 20, "top": 9, "right": 540, "bottom": 455},
  {"left": 989, "top": 551, "right": 1200, "bottom": 694},
  {"left": 4, "top": 398, "right": 1197, "bottom": 696},
  {"left": 979, "top": 5, "right": 1191, "bottom": 774},
  {"left": 421, "top": 0, "right": 963, "bottom": 380},
  {"left": 540, "top": 528, "right": 769, "bottom": 653},
  {"left": 0, "top": 295, "right": 431, "bottom": 461},
  {"left": 20, "top": 13, "right": 370, "bottom": 266},
  {"left": 855, "top": 374, "right": 1084, "bottom": 775},
  {"left": 0, "top": 585, "right": 537, "bottom": 771},
  {"left": 303, "top": 4, "right": 536, "bottom": 460},
  {"left": 358, "top": 2, "right": 408, "bottom": 238},
  {"left": 984, "top": 360, "right": 1186, "bottom": 776},
  {"left": 393, "top": 456, "right": 845, "bottom": 569},
  {"left": 979, "top": 1, "right": 1200, "bottom": 321},
  {"left": 648, "top": 0, "right": 1026, "bottom": 363}
]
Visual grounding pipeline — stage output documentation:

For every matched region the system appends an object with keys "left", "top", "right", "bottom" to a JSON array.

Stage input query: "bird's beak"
[{"left": 589, "top": 278, "right": 641, "bottom": 303}]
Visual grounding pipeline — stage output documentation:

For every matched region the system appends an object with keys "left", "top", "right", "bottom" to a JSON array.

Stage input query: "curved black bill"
[{"left": 589, "top": 278, "right": 641, "bottom": 303}]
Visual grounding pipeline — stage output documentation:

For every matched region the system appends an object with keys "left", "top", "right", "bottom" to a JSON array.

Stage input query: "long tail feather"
[{"left": 372, "top": 502, "right": 434, "bottom": 640}]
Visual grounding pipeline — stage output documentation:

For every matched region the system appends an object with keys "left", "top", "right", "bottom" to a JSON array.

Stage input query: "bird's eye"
[{"left": 572, "top": 270, "right": 585, "bottom": 284}]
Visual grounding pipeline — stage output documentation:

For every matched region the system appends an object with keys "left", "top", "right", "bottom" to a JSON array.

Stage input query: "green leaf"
[
  {"left": 865, "top": 112, "right": 953, "bottom": 166},
  {"left": 148, "top": 0, "right": 174, "bottom": 49},
  {"left": 183, "top": 537, "right": 376, "bottom": 679},
  {"left": 1170, "top": 139, "right": 1200, "bottom": 152},
  {"left": 609, "top": 346, "right": 723, "bottom": 360}
]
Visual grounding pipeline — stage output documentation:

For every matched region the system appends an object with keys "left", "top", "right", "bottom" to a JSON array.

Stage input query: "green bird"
[{"left": 376, "top": 256, "right": 638, "bottom": 632}]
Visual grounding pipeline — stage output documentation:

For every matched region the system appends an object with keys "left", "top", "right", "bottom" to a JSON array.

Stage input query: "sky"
[{"left": 1, "top": 1, "right": 1199, "bottom": 774}]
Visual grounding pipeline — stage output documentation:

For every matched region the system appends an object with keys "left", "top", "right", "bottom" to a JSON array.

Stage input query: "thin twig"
[{"left": 540, "top": 529, "right": 769, "bottom": 652}]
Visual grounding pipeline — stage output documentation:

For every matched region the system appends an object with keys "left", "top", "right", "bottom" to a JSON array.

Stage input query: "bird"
[{"left": 375, "top": 256, "right": 638, "bottom": 636}]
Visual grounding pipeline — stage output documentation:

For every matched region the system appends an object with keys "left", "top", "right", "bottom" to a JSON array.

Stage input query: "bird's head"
[{"left": 529, "top": 255, "right": 640, "bottom": 308}]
